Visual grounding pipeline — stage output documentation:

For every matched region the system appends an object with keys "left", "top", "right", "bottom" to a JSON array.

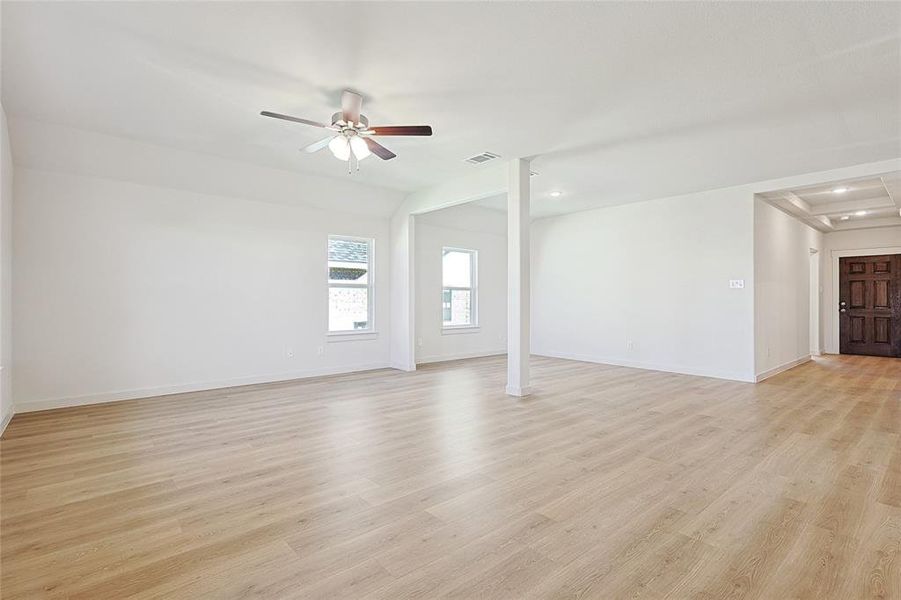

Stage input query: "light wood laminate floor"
[{"left": 1, "top": 354, "right": 899, "bottom": 599}]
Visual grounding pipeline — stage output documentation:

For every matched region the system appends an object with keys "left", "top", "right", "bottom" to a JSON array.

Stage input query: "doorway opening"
[{"left": 838, "top": 254, "right": 901, "bottom": 357}]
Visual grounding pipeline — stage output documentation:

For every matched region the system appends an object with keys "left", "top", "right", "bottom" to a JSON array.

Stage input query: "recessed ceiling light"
[
  {"left": 840, "top": 215, "right": 850, "bottom": 221},
  {"left": 832, "top": 187, "right": 849, "bottom": 194},
  {"left": 549, "top": 191, "right": 562, "bottom": 197},
  {"left": 854, "top": 210, "right": 867, "bottom": 216}
]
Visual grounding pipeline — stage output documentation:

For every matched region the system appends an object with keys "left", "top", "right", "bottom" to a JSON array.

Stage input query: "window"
[
  {"left": 442, "top": 247, "right": 477, "bottom": 328},
  {"left": 328, "top": 236, "right": 373, "bottom": 333}
]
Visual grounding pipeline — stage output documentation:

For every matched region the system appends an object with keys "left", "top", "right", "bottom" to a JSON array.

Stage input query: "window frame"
[
  {"left": 327, "top": 235, "right": 375, "bottom": 336},
  {"left": 441, "top": 246, "right": 478, "bottom": 331}
]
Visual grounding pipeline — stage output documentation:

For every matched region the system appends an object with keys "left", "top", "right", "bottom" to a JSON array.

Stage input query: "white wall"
[
  {"left": 1, "top": 105, "right": 14, "bottom": 431},
  {"left": 6, "top": 113, "right": 899, "bottom": 410},
  {"left": 12, "top": 158, "right": 401, "bottom": 412},
  {"left": 389, "top": 164, "right": 506, "bottom": 371},
  {"left": 9, "top": 118, "right": 404, "bottom": 218},
  {"left": 414, "top": 204, "right": 507, "bottom": 363},
  {"left": 822, "top": 225, "right": 901, "bottom": 354},
  {"left": 754, "top": 199, "right": 823, "bottom": 379},
  {"left": 531, "top": 187, "right": 756, "bottom": 382},
  {"left": 529, "top": 159, "right": 899, "bottom": 383}
]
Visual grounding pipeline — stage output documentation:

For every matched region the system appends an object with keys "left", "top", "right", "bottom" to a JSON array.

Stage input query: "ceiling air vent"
[{"left": 464, "top": 152, "right": 501, "bottom": 165}]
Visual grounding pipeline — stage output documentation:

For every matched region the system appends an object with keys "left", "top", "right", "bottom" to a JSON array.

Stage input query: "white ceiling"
[
  {"left": 3, "top": 2, "right": 900, "bottom": 218},
  {"left": 793, "top": 177, "right": 889, "bottom": 207},
  {"left": 759, "top": 171, "right": 901, "bottom": 232}
]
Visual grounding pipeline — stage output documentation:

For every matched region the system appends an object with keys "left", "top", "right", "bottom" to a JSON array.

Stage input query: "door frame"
[
  {"left": 809, "top": 249, "right": 820, "bottom": 355},
  {"left": 830, "top": 245, "right": 901, "bottom": 354}
]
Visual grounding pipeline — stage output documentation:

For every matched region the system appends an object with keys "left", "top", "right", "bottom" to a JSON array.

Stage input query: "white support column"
[{"left": 506, "top": 158, "right": 531, "bottom": 396}]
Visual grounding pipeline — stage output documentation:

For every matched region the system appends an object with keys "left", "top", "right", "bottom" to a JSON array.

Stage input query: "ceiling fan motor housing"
[{"left": 332, "top": 112, "right": 369, "bottom": 130}]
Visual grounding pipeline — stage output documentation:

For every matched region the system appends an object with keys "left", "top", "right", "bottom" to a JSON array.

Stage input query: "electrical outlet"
[
  {"left": 729, "top": 279, "right": 745, "bottom": 289},
  {"left": 417, "top": 337, "right": 423, "bottom": 347},
  {"left": 286, "top": 347, "right": 295, "bottom": 358},
  {"left": 317, "top": 346, "right": 324, "bottom": 357},
  {"left": 626, "top": 340, "right": 635, "bottom": 351}
]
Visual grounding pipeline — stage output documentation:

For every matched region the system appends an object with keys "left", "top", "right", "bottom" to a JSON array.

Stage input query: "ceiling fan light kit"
[
  {"left": 328, "top": 136, "right": 351, "bottom": 161},
  {"left": 261, "top": 90, "right": 432, "bottom": 173}
]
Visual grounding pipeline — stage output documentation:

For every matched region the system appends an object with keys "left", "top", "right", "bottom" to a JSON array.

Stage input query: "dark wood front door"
[{"left": 839, "top": 254, "right": 901, "bottom": 357}]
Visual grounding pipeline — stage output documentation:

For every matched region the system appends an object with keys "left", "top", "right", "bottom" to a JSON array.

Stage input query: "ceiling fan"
[{"left": 261, "top": 90, "right": 432, "bottom": 171}]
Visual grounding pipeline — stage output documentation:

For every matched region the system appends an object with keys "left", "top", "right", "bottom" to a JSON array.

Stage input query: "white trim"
[
  {"left": 416, "top": 349, "right": 505, "bottom": 365},
  {"left": 505, "top": 385, "right": 533, "bottom": 397},
  {"left": 0, "top": 364, "right": 11, "bottom": 436},
  {"left": 14, "top": 362, "right": 391, "bottom": 414},
  {"left": 755, "top": 355, "right": 812, "bottom": 382},
  {"left": 829, "top": 246, "right": 901, "bottom": 354},
  {"left": 441, "top": 326, "right": 481, "bottom": 335},
  {"left": 408, "top": 216, "right": 417, "bottom": 371},
  {"left": 0, "top": 405, "right": 14, "bottom": 438},
  {"left": 327, "top": 331, "right": 379, "bottom": 342},
  {"left": 390, "top": 361, "right": 417, "bottom": 372},
  {"left": 809, "top": 249, "right": 820, "bottom": 356},
  {"left": 534, "top": 350, "right": 756, "bottom": 383}
]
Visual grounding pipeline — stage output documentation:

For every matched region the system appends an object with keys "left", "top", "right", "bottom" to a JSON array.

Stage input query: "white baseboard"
[
  {"left": 0, "top": 405, "right": 14, "bottom": 438},
  {"left": 505, "top": 385, "right": 533, "bottom": 397},
  {"left": 14, "top": 362, "right": 391, "bottom": 414},
  {"left": 390, "top": 361, "right": 417, "bottom": 372},
  {"left": 755, "top": 355, "right": 812, "bottom": 382},
  {"left": 533, "top": 350, "right": 756, "bottom": 383},
  {"left": 416, "top": 349, "right": 506, "bottom": 365}
]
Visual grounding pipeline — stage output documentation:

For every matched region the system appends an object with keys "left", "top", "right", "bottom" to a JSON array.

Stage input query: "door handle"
[{"left": 840, "top": 308, "right": 847, "bottom": 313}]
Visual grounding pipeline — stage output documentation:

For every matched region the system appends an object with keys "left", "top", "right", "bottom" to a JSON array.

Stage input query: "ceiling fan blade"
[
  {"left": 368, "top": 125, "right": 432, "bottom": 136},
  {"left": 341, "top": 91, "right": 363, "bottom": 124},
  {"left": 364, "top": 137, "right": 397, "bottom": 160},
  {"left": 260, "top": 111, "right": 328, "bottom": 128},
  {"left": 301, "top": 136, "right": 335, "bottom": 153}
]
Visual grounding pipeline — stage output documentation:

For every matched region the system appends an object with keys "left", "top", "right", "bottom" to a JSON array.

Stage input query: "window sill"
[
  {"left": 327, "top": 331, "right": 378, "bottom": 342},
  {"left": 441, "top": 326, "right": 481, "bottom": 335}
]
